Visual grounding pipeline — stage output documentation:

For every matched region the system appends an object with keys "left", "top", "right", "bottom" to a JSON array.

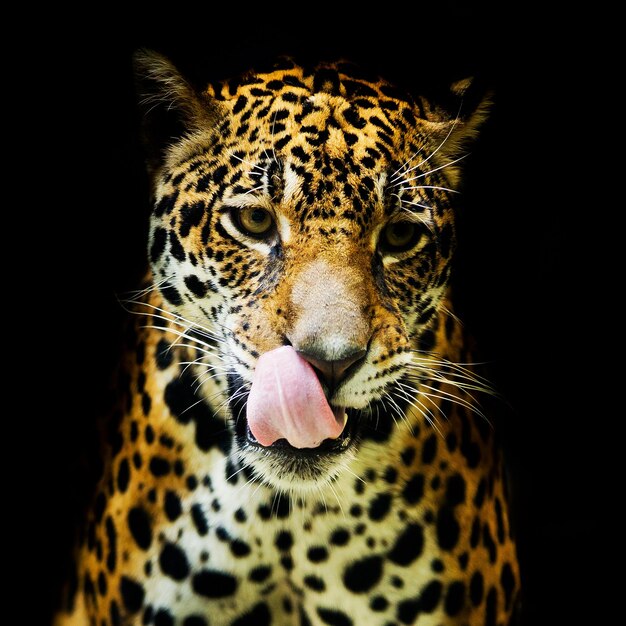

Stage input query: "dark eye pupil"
[
  {"left": 389, "top": 222, "right": 413, "bottom": 242},
  {"left": 250, "top": 209, "right": 266, "bottom": 224},
  {"left": 391, "top": 223, "right": 407, "bottom": 237}
]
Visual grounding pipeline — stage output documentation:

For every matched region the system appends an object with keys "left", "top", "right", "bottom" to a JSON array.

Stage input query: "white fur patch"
[{"left": 282, "top": 163, "right": 301, "bottom": 203}]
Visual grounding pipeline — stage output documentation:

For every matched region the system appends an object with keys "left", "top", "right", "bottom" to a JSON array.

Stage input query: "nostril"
[
  {"left": 332, "top": 350, "right": 367, "bottom": 381},
  {"left": 298, "top": 348, "right": 367, "bottom": 390}
]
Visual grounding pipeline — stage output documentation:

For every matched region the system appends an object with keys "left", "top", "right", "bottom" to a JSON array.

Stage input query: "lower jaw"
[
  {"left": 235, "top": 439, "right": 358, "bottom": 494},
  {"left": 233, "top": 409, "right": 361, "bottom": 492}
]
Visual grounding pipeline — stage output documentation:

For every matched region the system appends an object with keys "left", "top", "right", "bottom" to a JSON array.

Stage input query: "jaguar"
[{"left": 55, "top": 50, "right": 520, "bottom": 626}]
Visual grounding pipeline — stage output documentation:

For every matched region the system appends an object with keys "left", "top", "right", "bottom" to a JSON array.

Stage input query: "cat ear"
[
  {"left": 133, "top": 49, "right": 219, "bottom": 173},
  {"left": 418, "top": 77, "right": 492, "bottom": 185}
]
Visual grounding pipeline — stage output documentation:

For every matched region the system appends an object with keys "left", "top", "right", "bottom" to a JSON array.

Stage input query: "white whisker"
[
  {"left": 417, "top": 384, "right": 491, "bottom": 425},
  {"left": 441, "top": 304, "right": 464, "bottom": 327},
  {"left": 242, "top": 184, "right": 266, "bottom": 197},
  {"left": 398, "top": 153, "right": 469, "bottom": 185},
  {"left": 394, "top": 383, "right": 444, "bottom": 437},
  {"left": 343, "top": 466, "right": 366, "bottom": 486},
  {"left": 400, "top": 184, "right": 460, "bottom": 195},
  {"left": 390, "top": 108, "right": 461, "bottom": 183},
  {"left": 399, "top": 199, "right": 434, "bottom": 212},
  {"left": 227, "top": 150, "right": 269, "bottom": 174},
  {"left": 327, "top": 480, "right": 345, "bottom": 518}
]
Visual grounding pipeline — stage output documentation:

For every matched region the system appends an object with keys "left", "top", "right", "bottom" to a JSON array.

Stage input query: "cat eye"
[
  {"left": 380, "top": 220, "right": 423, "bottom": 253},
  {"left": 232, "top": 207, "right": 275, "bottom": 239}
]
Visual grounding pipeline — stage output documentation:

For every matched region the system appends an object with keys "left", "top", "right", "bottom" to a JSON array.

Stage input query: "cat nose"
[{"left": 296, "top": 347, "right": 367, "bottom": 392}]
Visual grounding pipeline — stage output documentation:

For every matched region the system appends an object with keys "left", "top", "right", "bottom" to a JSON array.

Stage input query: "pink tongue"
[{"left": 247, "top": 346, "right": 346, "bottom": 449}]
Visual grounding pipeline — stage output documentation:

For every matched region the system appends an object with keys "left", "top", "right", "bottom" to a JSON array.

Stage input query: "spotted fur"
[{"left": 55, "top": 52, "right": 520, "bottom": 626}]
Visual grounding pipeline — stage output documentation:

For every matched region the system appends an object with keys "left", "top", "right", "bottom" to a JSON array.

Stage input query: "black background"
[{"left": 28, "top": 5, "right": 610, "bottom": 625}]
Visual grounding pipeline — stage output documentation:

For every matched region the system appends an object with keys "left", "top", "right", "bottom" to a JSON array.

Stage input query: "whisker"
[
  {"left": 175, "top": 345, "right": 227, "bottom": 362},
  {"left": 191, "top": 367, "right": 233, "bottom": 392},
  {"left": 271, "top": 491, "right": 282, "bottom": 518},
  {"left": 225, "top": 464, "right": 249, "bottom": 483},
  {"left": 399, "top": 198, "right": 434, "bottom": 212},
  {"left": 396, "top": 204, "right": 437, "bottom": 236},
  {"left": 390, "top": 144, "right": 426, "bottom": 180},
  {"left": 415, "top": 384, "right": 491, "bottom": 425},
  {"left": 441, "top": 304, "right": 464, "bottom": 327},
  {"left": 397, "top": 380, "right": 446, "bottom": 422},
  {"left": 178, "top": 355, "right": 227, "bottom": 381},
  {"left": 394, "top": 383, "right": 444, "bottom": 437},
  {"left": 315, "top": 482, "right": 329, "bottom": 515},
  {"left": 123, "top": 300, "right": 226, "bottom": 344},
  {"left": 226, "top": 150, "right": 269, "bottom": 174},
  {"left": 409, "top": 353, "right": 495, "bottom": 387},
  {"left": 399, "top": 184, "right": 460, "bottom": 195},
  {"left": 140, "top": 326, "right": 221, "bottom": 355},
  {"left": 242, "top": 184, "right": 266, "bottom": 197},
  {"left": 390, "top": 108, "right": 461, "bottom": 183},
  {"left": 343, "top": 466, "right": 366, "bottom": 486},
  {"left": 400, "top": 153, "right": 469, "bottom": 184},
  {"left": 120, "top": 274, "right": 176, "bottom": 301},
  {"left": 382, "top": 391, "right": 411, "bottom": 431},
  {"left": 123, "top": 284, "right": 241, "bottom": 355},
  {"left": 407, "top": 364, "right": 496, "bottom": 397},
  {"left": 270, "top": 108, "right": 280, "bottom": 165}
]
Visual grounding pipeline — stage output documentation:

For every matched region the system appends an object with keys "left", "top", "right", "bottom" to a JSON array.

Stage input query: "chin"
[{"left": 235, "top": 439, "right": 359, "bottom": 495}]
